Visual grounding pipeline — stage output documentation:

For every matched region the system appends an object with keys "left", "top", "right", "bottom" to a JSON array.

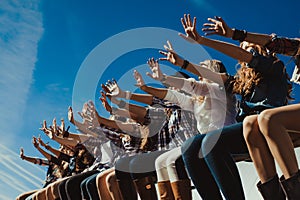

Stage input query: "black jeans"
[
  {"left": 182, "top": 122, "right": 248, "bottom": 200},
  {"left": 60, "top": 170, "right": 99, "bottom": 200}
]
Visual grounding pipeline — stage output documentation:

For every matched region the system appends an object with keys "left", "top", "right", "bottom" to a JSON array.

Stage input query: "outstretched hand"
[
  {"left": 20, "top": 147, "right": 24, "bottom": 159},
  {"left": 32, "top": 137, "right": 39, "bottom": 148},
  {"left": 133, "top": 70, "right": 145, "bottom": 87},
  {"left": 159, "top": 41, "right": 183, "bottom": 66},
  {"left": 202, "top": 16, "right": 232, "bottom": 37},
  {"left": 100, "top": 92, "right": 112, "bottom": 113},
  {"left": 37, "top": 136, "right": 47, "bottom": 147},
  {"left": 85, "top": 100, "right": 100, "bottom": 128},
  {"left": 40, "top": 120, "right": 51, "bottom": 135},
  {"left": 146, "top": 58, "right": 164, "bottom": 81},
  {"left": 68, "top": 106, "right": 75, "bottom": 124},
  {"left": 179, "top": 14, "right": 201, "bottom": 44},
  {"left": 40, "top": 120, "right": 55, "bottom": 139},
  {"left": 105, "top": 79, "right": 125, "bottom": 98}
]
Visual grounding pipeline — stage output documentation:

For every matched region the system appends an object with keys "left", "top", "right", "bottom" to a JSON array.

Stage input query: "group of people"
[{"left": 16, "top": 14, "right": 300, "bottom": 200}]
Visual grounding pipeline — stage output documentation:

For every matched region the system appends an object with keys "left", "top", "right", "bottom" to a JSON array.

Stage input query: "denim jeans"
[
  {"left": 181, "top": 134, "right": 223, "bottom": 200},
  {"left": 182, "top": 122, "right": 248, "bottom": 200}
]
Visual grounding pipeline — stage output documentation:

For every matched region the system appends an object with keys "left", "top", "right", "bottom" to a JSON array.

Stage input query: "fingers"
[
  {"left": 181, "top": 17, "right": 187, "bottom": 29},
  {"left": 207, "top": 17, "right": 218, "bottom": 24},
  {"left": 215, "top": 16, "right": 225, "bottom": 24},
  {"left": 146, "top": 72, "right": 155, "bottom": 79},
  {"left": 101, "top": 84, "right": 109, "bottom": 93},
  {"left": 192, "top": 16, "right": 197, "bottom": 29},
  {"left": 167, "top": 40, "right": 173, "bottom": 50}
]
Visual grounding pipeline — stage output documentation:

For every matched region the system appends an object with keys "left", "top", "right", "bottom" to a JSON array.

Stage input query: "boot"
[
  {"left": 133, "top": 176, "right": 158, "bottom": 200},
  {"left": 280, "top": 170, "right": 300, "bottom": 200},
  {"left": 157, "top": 181, "right": 175, "bottom": 200},
  {"left": 117, "top": 179, "right": 138, "bottom": 200},
  {"left": 170, "top": 179, "right": 192, "bottom": 200},
  {"left": 256, "top": 175, "right": 285, "bottom": 200}
]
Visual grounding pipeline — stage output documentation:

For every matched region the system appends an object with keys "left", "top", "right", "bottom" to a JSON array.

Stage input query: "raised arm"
[
  {"left": 20, "top": 147, "right": 49, "bottom": 166},
  {"left": 179, "top": 14, "right": 253, "bottom": 63},
  {"left": 202, "top": 16, "right": 300, "bottom": 56},
  {"left": 100, "top": 91, "right": 145, "bottom": 124},
  {"left": 159, "top": 41, "right": 227, "bottom": 85},
  {"left": 103, "top": 79, "right": 154, "bottom": 105},
  {"left": 202, "top": 16, "right": 272, "bottom": 46},
  {"left": 32, "top": 137, "right": 54, "bottom": 161},
  {"left": 86, "top": 100, "right": 139, "bottom": 134},
  {"left": 40, "top": 120, "right": 79, "bottom": 147},
  {"left": 37, "top": 137, "right": 61, "bottom": 157},
  {"left": 134, "top": 70, "right": 196, "bottom": 112},
  {"left": 133, "top": 69, "right": 168, "bottom": 99},
  {"left": 68, "top": 106, "right": 99, "bottom": 138}
]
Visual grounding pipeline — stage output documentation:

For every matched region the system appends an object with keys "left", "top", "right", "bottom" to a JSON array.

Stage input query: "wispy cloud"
[
  {"left": 0, "top": 0, "right": 43, "bottom": 146},
  {"left": 0, "top": 0, "right": 44, "bottom": 198},
  {"left": 0, "top": 145, "right": 46, "bottom": 199}
]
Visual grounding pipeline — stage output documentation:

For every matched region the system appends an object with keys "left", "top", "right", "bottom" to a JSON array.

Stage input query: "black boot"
[
  {"left": 280, "top": 170, "right": 300, "bottom": 200},
  {"left": 257, "top": 174, "right": 285, "bottom": 200},
  {"left": 133, "top": 176, "right": 158, "bottom": 200},
  {"left": 117, "top": 179, "right": 138, "bottom": 200}
]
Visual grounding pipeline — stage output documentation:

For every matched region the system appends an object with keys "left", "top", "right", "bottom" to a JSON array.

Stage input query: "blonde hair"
[{"left": 192, "top": 59, "right": 227, "bottom": 103}]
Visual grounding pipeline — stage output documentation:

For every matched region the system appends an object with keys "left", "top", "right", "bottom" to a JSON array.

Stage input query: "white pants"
[{"left": 155, "top": 147, "right": 182, "bottom": 182}]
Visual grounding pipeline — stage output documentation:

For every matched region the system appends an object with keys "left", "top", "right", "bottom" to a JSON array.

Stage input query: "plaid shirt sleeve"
[{"left": 265, "top": 34, "right": 300, "bottom": 56}]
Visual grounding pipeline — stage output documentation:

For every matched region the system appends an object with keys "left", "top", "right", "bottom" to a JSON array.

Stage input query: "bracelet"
[
  {"left": 232, "top": 28, "right": 247, "bottom": 42},
  {"left": 181, "top": 60, "right": 189, "bottom": 69},
  {"left": 111, "top": 107, "right": 118, "bottom": 114},
  {"left": 160, "top": 74, "right": 167, "bottom": 83},
  {"left": 125, "top": 91, "right": 131, "bottom": 100},
  {"left": 118, "top": 100, "right": 126, "bottom": 108}
]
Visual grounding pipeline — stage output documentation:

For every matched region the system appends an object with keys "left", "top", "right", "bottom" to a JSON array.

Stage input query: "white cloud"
[
  {"left": 0, "top": 0, "right": 44, "bottom": 198},
  {"left": 0, "top": 0, "right": 43, "bottom": 143}
]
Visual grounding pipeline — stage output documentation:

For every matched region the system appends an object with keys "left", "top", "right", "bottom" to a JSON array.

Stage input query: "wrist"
[
  {"left": 160, "top": 74, "right": 167, "bottom": 83},
  {"left": 181, "top": 60, "right": 189, "bottom": 70},
  {"left": 124, "top": 91, "right": 131, "bottom": 100},
  {"left": 117, "top": 100, "right": 126, "bottom": 108},
  {"left": 228, "top": 28, "right": 234, "bottom": 38},
  {"left": 232, "top": 28, "right": 247, "bottom": 42},
  {"left": 177, "top": 59, "right": 184, "bottom": 67}
]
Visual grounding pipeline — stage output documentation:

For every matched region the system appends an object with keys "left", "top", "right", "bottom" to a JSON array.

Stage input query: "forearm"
[
  {"left": 112, "top": 107, "right": 144, "bottom": 124},
  {"left": 52, "top": 135, "right": 78, "bottom": 147},
  {"left": 243, "top": 32, "right": 272, "bottom": 46},
  {"left": 183, "top": 62, "right": 226, "bottom": 85},
  {"left": 35, "top": 146, "right": 52, "bottom": 160},
  {"left": 140, "top": 85, "right": 168, "bottom": 99},
  {"left": 21, "top": 155, "right": 39, "bottom": 164},
  {"left": 44, "top": 145, "right": 61, "bottom": 157},
  {"left": 73, "top": 120, "right": 98, "bottom": 138},
  {"left": 96, "top": 114, "right": 135, "bottom": 133},
  {"left": 128, "top": 93, "right": 154, "bottom": 105},
  {"left": 197, "top": 37, "right": 253, "bottom": 63}
]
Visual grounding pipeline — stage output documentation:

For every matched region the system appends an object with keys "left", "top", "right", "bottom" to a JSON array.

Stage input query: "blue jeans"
[{"left": 182, "top": 122, "right": 248, "bottom": 200}]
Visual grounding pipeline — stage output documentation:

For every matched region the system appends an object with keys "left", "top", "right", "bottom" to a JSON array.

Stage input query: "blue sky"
[{"left": 0, "top": 0, "right": 299, "bottom": 199}]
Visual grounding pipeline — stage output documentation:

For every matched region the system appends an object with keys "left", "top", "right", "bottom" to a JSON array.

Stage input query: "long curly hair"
[{"left": 232, "top": 42, "right": 267, "bottom": 96}]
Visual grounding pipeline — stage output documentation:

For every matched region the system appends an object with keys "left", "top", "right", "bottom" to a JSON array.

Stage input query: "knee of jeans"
[
  {"left": 181, "top": 135, "right": 205, "bottom": 161},
  {"left": 86, "top": 177, "right": 95, "bottom": 188},
  {"left": 80, "top": 180, "right": 87, "bottom": 191},
  {"left": 65, "top": 178, "right": 76, "bottom": 192}
]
